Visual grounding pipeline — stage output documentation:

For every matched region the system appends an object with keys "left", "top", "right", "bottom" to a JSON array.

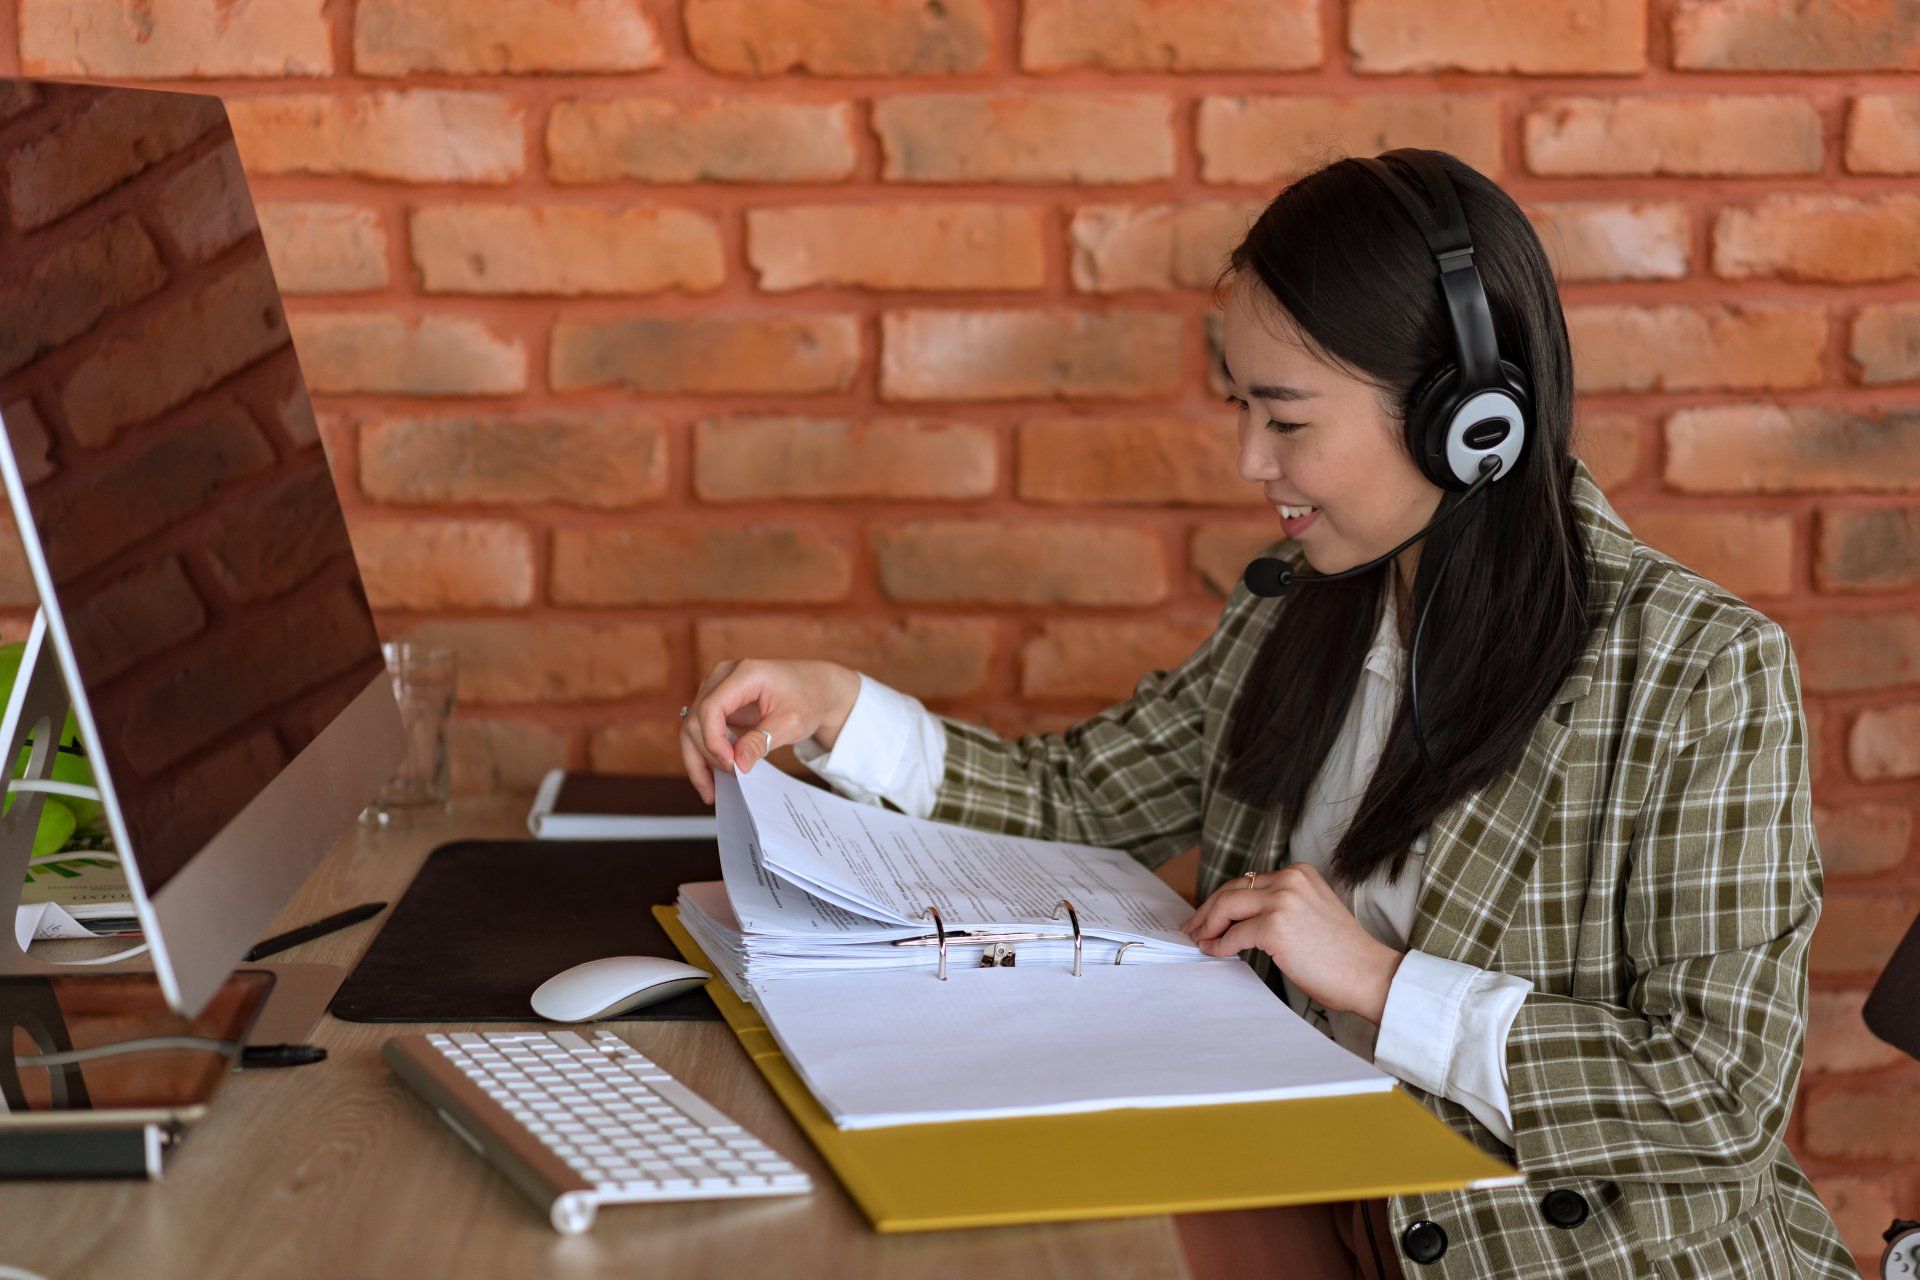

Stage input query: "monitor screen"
[{"left": 0, "top": 81, "right": 385, "bottom": 898}]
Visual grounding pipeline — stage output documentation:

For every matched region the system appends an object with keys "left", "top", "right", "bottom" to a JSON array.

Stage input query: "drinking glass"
[{"left": 359, "top": 642, "right": 457, "bottom": 826}]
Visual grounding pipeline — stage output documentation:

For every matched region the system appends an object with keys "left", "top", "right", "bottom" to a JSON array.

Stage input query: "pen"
[
  {"left": 244, "top": 901, "right": 387, "bottom": 961},
  {"left": 240, "top": 1043, "right": 328, "bottom": 1069}
]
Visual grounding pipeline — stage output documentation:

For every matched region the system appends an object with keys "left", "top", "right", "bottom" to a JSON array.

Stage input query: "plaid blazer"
[{"left": 924, "top": 458, "right": 1855, "bottom": 1280}]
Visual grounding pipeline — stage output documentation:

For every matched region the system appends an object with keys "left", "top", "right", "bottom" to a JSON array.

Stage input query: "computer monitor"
[{"left": 0, "top": 79, "right": 405, "bottom": 1017}]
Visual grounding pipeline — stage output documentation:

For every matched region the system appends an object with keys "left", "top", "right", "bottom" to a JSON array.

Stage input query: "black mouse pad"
[{"left": 329, "top": 838, "right": 725, "bottom": 1022}]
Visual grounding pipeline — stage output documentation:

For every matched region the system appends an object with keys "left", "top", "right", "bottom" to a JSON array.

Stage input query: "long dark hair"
[{"left": 1212, "top": 151, "right": 1589, "bottom": 891}]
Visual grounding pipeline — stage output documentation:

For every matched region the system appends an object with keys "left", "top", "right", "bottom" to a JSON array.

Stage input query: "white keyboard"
[{"left": 382, "top": 1029, "right": 812, "bottom": 1234}]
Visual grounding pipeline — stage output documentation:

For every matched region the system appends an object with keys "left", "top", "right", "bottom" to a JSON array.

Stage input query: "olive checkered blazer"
[{"left": 923, "top": 459, "right": 1854, "bottom": 1279}]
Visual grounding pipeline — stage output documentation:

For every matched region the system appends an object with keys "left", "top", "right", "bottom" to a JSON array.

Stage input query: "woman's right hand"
[{"left": 678, "top": 659, "right": 861, "bottom": 805}]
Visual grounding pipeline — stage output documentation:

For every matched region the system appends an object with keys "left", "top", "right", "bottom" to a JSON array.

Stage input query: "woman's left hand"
[{"left": 1181, "top": 865, "right": 1405, "bottom": 1025}]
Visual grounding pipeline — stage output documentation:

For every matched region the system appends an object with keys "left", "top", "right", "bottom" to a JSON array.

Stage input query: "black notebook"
[
  {"left": 329, "top": 838, "right": 725, "bottom": 1022},
  {"left": 526, "top": 770, "right": 717, "bottom": 839}
]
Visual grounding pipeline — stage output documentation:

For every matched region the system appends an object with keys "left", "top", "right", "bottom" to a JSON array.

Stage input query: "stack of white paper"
[{"left": 675, "top": 763, "right": 1395, "bottom": 1129}]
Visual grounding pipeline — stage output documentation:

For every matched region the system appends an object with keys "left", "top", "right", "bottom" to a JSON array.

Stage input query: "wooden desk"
[{"left": 0, "top": 794, "right": 1198, "bottom": 1280}]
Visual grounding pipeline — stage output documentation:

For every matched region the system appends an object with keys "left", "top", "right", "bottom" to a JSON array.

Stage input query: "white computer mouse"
[{"left": 530, "top": 956, "right": 712, "bottom": 1023}]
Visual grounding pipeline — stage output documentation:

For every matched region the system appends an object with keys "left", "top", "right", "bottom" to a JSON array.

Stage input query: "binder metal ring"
[
  {"left": 1115, "top": 941, "right": 1141, "bottom": 965},
  {"left": 922, "top": 905, "right": 948, "bottom": 981},
  {"left": 1051, "top": 899, "right": 1083, "bottom": 977}
]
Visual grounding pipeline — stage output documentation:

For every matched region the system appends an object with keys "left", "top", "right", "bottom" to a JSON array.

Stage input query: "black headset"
[
  {"left": 1241, "top": 148, "right": 1533, "bottom": 771},
  {"left": 1353, "top": 148, "right": 1532, "bottom": 490}
]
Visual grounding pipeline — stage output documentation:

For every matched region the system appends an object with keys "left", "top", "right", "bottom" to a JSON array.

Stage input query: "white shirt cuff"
[
  {"left": 791, "top": 672, "right": 947, "bottom": 819},
  {"left": 1374, "top": 949, "right": 1532, "bottom": 1147}
]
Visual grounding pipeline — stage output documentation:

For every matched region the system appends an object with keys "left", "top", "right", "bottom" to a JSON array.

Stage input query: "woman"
[{"left": 677, "top": 150, "right": 1854, "bottom": 1280}]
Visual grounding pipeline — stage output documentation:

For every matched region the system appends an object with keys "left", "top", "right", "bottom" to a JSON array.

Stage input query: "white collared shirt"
[{"left": 792, "top": 584, "right": 1532, "bottom": 1147}]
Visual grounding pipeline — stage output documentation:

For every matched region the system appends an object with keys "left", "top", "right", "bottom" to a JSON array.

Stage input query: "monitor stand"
[
  {"left": 0, "top": 610, "right": 343, "bottom": 1042},
  {"left": 0, "top": 608, "right": 107, "bottom": 978}
]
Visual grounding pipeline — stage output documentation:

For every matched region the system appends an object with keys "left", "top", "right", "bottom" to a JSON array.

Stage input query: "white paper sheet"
[
  {"left": 750, "top": 959, "right": 1395, "bottom": 1129},
  {"left": 734, "top": 760, "right": 1196, "bottom": 949}
]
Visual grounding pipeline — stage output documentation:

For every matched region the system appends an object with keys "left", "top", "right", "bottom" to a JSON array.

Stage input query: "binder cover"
[{"left": 655, "top": 905, "right": 1524, "bottom": 1233}]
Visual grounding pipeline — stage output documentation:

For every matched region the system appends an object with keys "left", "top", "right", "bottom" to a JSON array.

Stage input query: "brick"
[
  {"left": 0, "top": 82, "right": 41, "bottom": 124},
  {"left": 1, "top": 400, "right": 53, "bottom": 486},
  {"left": 692, "top": 417, "right": 996, "bottom": 502},
  {"left": 1523, "top": 96, "right": 1820, "bottom": 176},
  {"left": 204, "top": 468, "right": 352, "bottom": 604},
  {"left": 1714, "top": 194, "right": 1920, "bottom": 283},
  {"left": 1198, "top": 96, "right": 1501, "bottom": 183},
  {"left": 64, "top": 556, "right": 206, "bottom": 685},
  {"left": 263, "top": 363, "right": 319, "bottom": 450},
  {"left": 1068, "top": 201, "right": 1265, "bottom": 293},
  {"left": 34, "top": 405, "right": 272, "bottom": 583},
  {"left": 551, "top": 526, "right": 851, "bottom": 605},
  {"left": 402, "top": 619, "right": 669, "bottom": 704},
  {"left": 1192, "top": 521, "right": 1282, "bottom": 596},
  {"left": 1813, "top": 802, "right": 1914, "bottom": 877},
  {"left": 1018, "top": 417, "right": 1251, "bottom": 505},
  {"left": 152, "top": 144, "right": 257, "bottom": 264},
  {"left": 1817, "top": 507, "right": 1920, "bottom": 593},
  {"left": 1673, "top": 0, "right": 1920, "bottom": 71},
  {"left": 1625, "top": 509, "right": 1794, "bottom": 599},
  {"left": 1665, "top": 406, "right": 1920, "bottom": 494},
  {"left": 1022, "top": 0, "right": 1320, "bottom": 72},
  {"left": 546, "top": 99, "right": 858, "bottom": 184},
  {"left": 1850, "top": 302, "right": 1920, "bottom": 385},
  {"left": 349, "top": 518, "right": 535, "bottom": 609},
  {"left": 60, "top": 254, "right": 286, "bottom": 449},
  {"left": 1783, "top": 612, "right": 1920, "bottom": 693},
  {"left": 1806, "top": 991, "right": 1909, "bottom": 1073},
  {"left": 1847, "top": 93, "right": 1920, "bottom": 172},
  {"left": 685, "top": 0, "right": 992, "bottom": 74},
  {"left": 550, "top": 314, "right": 859, "bottom": 394},
  {"left": 1805, "top": 1174, "right": 1901, "bottom": 1269},
  {"left": 694, "top": 617, "right": 998, "bottom": 700},
  {"left": 1803, "top": 1081, "right": 1920, "bottom": 1162},
  {"left": 1567, "top": 305, "right": 1824, "bottom": 393},
  {"left": 354, "top": 0, "right": 664, "bottom": 74},
  {"left": 0, "top": 214, "right": 165, "bottom": 378},
  {"left": 871, "top": 522, "right": 1167, "bottom": 605},
  {"left": 588, "top": 720, "right": 681, "bottom": 776},
  {"left": 1527, "top": 202, "right": 1688, "bottom": 282},
  {"left": 411, "top": 204, "right": 723, "bottom": 296},
  {"left": 4, "top": 88, "right": 224, "bottom": 232},
  {"left": 1849, "top": 704, "right": 1920, "bottom": 781},
  {"left": 289, "top": 312, "right": 527, "bottom": 396},
  {"left": 1349, "top": 0, "right": 1644, "bottom": 73},
  {"left": 880, "top": 310, "right": 1182, "bottom": 402},
  {"left": 873, "top": 94, "right": 1175, "bottom": 184},
  {"left": 450, "top": 717, "right": 568, "bottom": 794},
  {"left": 227, "top": 91, "right": 524, "bottom": 183},
  {"left": 1573, "top": 413, "right": 1642, "bottom": 491},
  {"left": 117, "top": 585, "right": 375, "bottom": 776},
  {"left": 19, "top": 0, "right": 331, "bottom": 78},
  {"left": 257, "top": 203, "right": 388, "bottom": 295},
  {"left": 1021, "top": 619, "right": 1216, "bottom": 699},
  {"left": 361, "top": 414, "right": 666, "bottom": 508},
  {"left": 1813, "top": 892, "right": 1920, "bottom": 975},
  {"left": 0, "top": 515, "right": 32, "bottom": 607},
  {"left": 747, "top": 204, "right": 1045, "bottom": 292}
]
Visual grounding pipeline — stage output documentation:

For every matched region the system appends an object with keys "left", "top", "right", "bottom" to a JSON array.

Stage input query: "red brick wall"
[{"left": 2, "top": 2, "right": 1916, "bottom": 1266}]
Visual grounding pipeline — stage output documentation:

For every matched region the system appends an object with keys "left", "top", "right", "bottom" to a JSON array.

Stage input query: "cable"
[
  {"left": 1407, "top": 462, "right": 1498, "bottom": 771},
  {"left": 14, "top": 1035, "right": 237, "bottom": 1069},
  {"left": 1359, "top": 1199, "right": 1389, "bottom": 1280}
]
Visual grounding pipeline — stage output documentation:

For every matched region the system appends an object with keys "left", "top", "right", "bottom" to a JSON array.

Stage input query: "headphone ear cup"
[{"left": 1405, "top": 363, "right": 1464, "bottom": 490}]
